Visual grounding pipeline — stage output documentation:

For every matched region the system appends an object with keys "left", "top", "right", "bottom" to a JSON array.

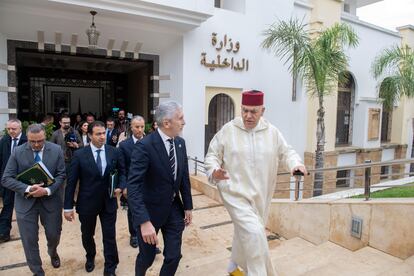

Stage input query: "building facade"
[{"left": 0, "top": 0, "right": 413, "bottom": 197}]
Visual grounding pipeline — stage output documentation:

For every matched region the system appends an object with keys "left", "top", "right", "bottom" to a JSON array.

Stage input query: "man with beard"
[
  {"left": 205, "top": 90, "right": 306, "bottom": 276},
  {"left": 50, "top": 114, "right": 81, "bottom": 167}
]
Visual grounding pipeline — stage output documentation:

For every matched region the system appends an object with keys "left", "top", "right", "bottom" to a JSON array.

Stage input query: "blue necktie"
[
  {"left": 12, "top": 138, "right": 18, "bottom": 151},
  {"left": 96, "top": 149, "right": 103, "bottom": 176},
  {"left": 34, "top": 151, "right": 41, "bottom": 163},
  {"left": 168, "top": 139, "right": 175, "bottom": 179}
]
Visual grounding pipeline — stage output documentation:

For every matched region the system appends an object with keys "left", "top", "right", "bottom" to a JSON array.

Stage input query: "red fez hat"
[{"left": 242, "top": 90, "right": 264, "bottom": 106}]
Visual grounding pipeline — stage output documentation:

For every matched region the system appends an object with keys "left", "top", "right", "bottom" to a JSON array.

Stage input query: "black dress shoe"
[
  {"left": 155, "top": 247, "right": 162, "bottom": 254},
  {"left": 85, "top": 258, "right": 95, "bottom": 273},
  {"left": 103, "top": 272, "right": 116, "bottom": 276},
  {"left": 51, "top": 254, "right": 60, "bottom": 268},
  {"left": 0, "top": 234, "right": 10, "bottom": 243},
  {"left": 130, "top": 236, "right": 138, "bottom": 248}
]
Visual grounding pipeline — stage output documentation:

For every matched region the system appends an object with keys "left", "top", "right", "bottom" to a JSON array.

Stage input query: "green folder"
[{"left": 16, "top": 161, "right": 55, "bottom": 187}]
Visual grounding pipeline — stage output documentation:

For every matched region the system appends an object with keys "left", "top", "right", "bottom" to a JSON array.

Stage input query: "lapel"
[
  {"left": 42, "top": 142, "right": 51, "bottom": 167},
  {"left": 85, "top": 145, "right": 101, "bottom": 176},
  {"left": 104, "top": 145, "right": 113, "bottom": 176},
  {"left": 174, "top": 138, "right": 183, "bottom": 180},
  {"left": 152, "top": 131, "right": 173, "bottom": 180},
  {"left": 6, "top": 136, "right": 11, "bottom": 154},
  {"left": 24, "top": 142, "right": 35, "bottom": 163}
]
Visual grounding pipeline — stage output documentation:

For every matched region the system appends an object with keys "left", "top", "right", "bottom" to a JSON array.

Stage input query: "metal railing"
[{"left": 188, "top": 157, "right": 414, "bottom": 201}]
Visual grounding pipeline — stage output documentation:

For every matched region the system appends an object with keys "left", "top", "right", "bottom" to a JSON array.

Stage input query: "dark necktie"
[
  {"left": 106, "top": 131, "right": 111, "bottom": 145},
  {"left": 12, "top": 138, "right": 18, "bottom": 151},
  {"left": 168, "top": 139, "right": 175, "bottom": 179},
  {"left": 34, "top": 151, "right": 41, "bottom": 163},
  {"left": 96, "top": 149, "right": 102, "bottom": 176}
]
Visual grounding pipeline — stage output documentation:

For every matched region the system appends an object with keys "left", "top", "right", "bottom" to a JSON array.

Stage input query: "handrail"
[{"left": 188, "top": 156, "right": 414, "bottom": 201}]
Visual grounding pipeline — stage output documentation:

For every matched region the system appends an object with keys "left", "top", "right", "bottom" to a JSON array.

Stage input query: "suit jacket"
[
  {"left": 127, "top": 131, "right": 193, "bottom": 229},
  {"left": 1, "top": 141, "right": 66, "bottom": 214},
  {"left": 64, "top": 145, "right": 126, "bottom": 215},
  {"left": 106, "top": 128, "right": 119, "bottom": 147},
  {"left": 0, "top": 133, "right": 27, "bottom": 180},
  {"left": 118, "top": 137, "right": 138, "bottom": 188}
]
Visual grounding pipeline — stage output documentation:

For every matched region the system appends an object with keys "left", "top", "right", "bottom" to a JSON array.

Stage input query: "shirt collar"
[
  {"left": 90, "top": 142, "right": 105, "bottom": 152},
  {"left": 157, "top": 128, "right": 173, "bottom": 142}
]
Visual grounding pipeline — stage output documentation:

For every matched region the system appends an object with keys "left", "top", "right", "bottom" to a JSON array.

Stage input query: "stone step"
[
  {"left": 273, "top": 241, "right": 355, "bottom": 276},
  {"left": 270, "top": 237, "right": 316, "bottom": 261}
]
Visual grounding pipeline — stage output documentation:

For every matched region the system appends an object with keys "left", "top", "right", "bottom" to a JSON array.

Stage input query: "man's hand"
[
  {"left": 114, "top": 188, "right": 122, "bottom": 197},
  {"left": 212, "top": 168, "right": 229, "bottom": 181},
  {"left": 64, "top": 211, "right": 75, "bottom": 222},
  {"left": 122, "top": 188, "right": 127, "bottom": 198},
  {"left": 67, "top": 142, "right": 79, "bottom": 148},
  {"left": 140, "top": 221, "right": 158, "bottom": 245},
  {"left": 291, "top": 165, "right": 308, "bottom": 176},
  {"left": 28, "top": 184, "right": 47, "bottom": 197},
  {"left": 184, "top": 210, "right": 192, "bottom": 226}
]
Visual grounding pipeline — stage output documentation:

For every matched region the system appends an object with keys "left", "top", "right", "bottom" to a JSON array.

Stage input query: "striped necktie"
[
  {"left": 167, "top": 139, "right": 175, "bottom": 179},
  {"left": 12, "top": 138, "right": 18, "bottom": 151}
]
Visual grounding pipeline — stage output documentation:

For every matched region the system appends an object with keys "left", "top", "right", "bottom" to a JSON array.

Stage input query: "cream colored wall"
[
  {"left": 204, "top": 86, "right": 242, "bottom": 125},
  {"left": 305, "top": 0, "right": 343, "bottom": 152}
]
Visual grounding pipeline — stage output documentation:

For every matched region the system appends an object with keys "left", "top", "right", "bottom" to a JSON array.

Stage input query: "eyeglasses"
[{"left": 28, "top": 139, "right": 45, "bottom": 145}]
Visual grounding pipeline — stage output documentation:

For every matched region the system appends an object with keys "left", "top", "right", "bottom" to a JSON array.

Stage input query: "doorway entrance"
[{"left": 8, "top": 40, "right": 160, "bottom": 124}]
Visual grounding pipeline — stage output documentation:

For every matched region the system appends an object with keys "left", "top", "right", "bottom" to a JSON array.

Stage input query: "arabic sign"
[{"left": 200, "top": 33, "right": 249, "bottom": 72}]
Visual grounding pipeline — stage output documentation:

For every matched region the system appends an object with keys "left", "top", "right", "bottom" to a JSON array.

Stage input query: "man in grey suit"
[{"left": 1, "top": 124, "right": 66, "bottom": 276}]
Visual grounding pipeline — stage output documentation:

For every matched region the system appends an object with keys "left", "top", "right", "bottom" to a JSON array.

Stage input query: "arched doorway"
[{"left": 204, "top": 93, "right": 235, "bottom": 154}]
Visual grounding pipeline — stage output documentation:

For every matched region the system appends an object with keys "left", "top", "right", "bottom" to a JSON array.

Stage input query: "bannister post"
[
  {"left": 194, "top": 156, "right": 198, "bottom": 176},
  {"left": 294, "top": 177, "right": 300, "bottom": 201},
  {"left": 292, "top": 170, "right": 304, "bottom": 201},
  {"left": 364, "top": 160, "right": 371, "bottom": 201}
]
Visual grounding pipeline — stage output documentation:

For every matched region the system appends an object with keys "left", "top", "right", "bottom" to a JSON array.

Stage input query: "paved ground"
[{"left": 0, "top": 190, "right": 247, "bottom": 276}]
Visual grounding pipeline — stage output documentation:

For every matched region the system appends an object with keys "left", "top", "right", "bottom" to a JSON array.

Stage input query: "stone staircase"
[{"left": 0, "top": 191, "right": 413, "bottom": 275}]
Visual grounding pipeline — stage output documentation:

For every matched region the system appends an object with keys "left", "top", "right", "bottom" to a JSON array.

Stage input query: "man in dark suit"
[
  {"left": 2, "top": 123, "right": 66, "bottom": 276},
  {"left": 64, "top": 121, "right": 125, "bottom": 276},
  {"left": 106, "top": 117, "right": 118, "bottom": 147},
  {"left": 119, "top": 115, "right": 145, "bottom": 248},
  {"left": 0, "top": 119, "right": 27, "bottom": 242},
  {"left": 128, "top": 101, "right": 193, "bottom": 276}
]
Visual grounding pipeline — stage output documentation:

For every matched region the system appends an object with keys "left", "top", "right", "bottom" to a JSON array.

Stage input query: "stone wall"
[{"left": 267, "top": 198, "right": 414, "bottom": 259}]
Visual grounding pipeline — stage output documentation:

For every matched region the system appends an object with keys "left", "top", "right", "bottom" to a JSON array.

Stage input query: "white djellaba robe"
[{"left": 205, "top": 117, "right": 303, "bottom": 276}]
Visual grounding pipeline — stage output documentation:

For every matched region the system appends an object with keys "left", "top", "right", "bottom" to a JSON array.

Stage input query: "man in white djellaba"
[{"left": 205, "top": 90, "right": 307, "bottom": 276}]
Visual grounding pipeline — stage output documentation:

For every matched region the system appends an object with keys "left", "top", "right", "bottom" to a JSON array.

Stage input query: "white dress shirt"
[
  {"left": 10, "top": 133, "right": 22, "bottom": 152},
  {"left": 90, "top": 143, "right": 107, "bottom": 176},
  {"left": 157, "top": 128, "right": 177, "bottom": 180}
]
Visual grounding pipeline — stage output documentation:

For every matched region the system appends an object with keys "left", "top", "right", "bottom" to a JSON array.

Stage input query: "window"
[
  {"left": 336, "top": 170, "right": 350, "bottom": 188},
  {"left": 214, "top": 0, "right": 221, "bottom": 8},
  {"left": 381, "top": 110, "right": 392, "bottom": 143},
  {"left": 380, "top": 165, "right": 391, "bottom": 180},
  {"left": 368, "top": 108, "right": 381, "bottom": 141},
  {"left": 336, "top": 72, "right": 355, "bottom": 146}
]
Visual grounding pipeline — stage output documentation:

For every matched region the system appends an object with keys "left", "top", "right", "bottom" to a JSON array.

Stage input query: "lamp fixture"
[{"left": 86, "top": 11, "right": 100, "bottom": 50}]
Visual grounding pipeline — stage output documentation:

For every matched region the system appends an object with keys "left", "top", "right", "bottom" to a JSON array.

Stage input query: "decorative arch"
[{"left": 204, "top": 93, "right": 235, "bottom": 154}]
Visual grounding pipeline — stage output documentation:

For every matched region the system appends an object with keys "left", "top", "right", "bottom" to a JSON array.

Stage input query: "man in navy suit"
[
  {"left": 128, "top": 101, "right": 193, "bottom": 276},
  {"left": 106, "top": 117, "right": 118, "bottom": 147},
  {"left": 0, "top": 119, "right": 27, "bottom": 242},
  {"left": 64, "top": 121, "right": 125, "bottom": 276}
]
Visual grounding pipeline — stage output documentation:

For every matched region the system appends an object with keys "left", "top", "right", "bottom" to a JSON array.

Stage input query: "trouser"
[
  {"left": 79, "top": 210, "right": 119, "bottom": 273},
  {"left": 16, "top": 200, "right": 62, "bottom": 276},
  {"left": 0, "top": 187, "right": 15, "bottom": 236},
  {"left": 135, "top": 200, "right": 185, "bottom": 276}
]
